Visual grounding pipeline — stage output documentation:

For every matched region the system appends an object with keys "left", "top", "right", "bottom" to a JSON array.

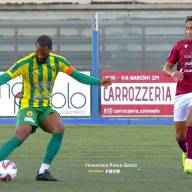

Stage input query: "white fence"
[{"left": 0, "top": 72, "right": 91, "bottom": 117}]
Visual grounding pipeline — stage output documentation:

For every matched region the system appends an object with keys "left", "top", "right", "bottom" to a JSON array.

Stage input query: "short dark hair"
[
  {"left": 36, "top": 35, "right": 52, "bottom": 50},
  {"left": 185, "top": 16, "right": 192, "bottom": 23}
]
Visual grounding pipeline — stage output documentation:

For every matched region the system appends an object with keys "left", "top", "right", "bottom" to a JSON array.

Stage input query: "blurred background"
[{"left": 0, "top": 0, "right": 191, "bottom": 72}]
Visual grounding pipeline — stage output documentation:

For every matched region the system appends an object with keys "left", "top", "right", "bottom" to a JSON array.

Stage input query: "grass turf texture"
[{"left": 0, "top": 124, "right": 192, "bottom": 192}]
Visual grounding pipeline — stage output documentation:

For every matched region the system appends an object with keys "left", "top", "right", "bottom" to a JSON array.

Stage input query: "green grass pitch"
[{"left": 0, "top": 124, "right": 192, "bottom": 192}]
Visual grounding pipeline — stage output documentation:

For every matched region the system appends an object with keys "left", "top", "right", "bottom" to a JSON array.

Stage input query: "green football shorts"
[{"left": 17, "top": 107, "right": 59, "bottom": 133}]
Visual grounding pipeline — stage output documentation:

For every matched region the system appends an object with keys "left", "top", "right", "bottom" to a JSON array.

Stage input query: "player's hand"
[
  {"left": 100, "top": 77, "right": 112, "bottom": 87},
  {"left": 170, "top": 71, "right": 184, "bottom": 81}
]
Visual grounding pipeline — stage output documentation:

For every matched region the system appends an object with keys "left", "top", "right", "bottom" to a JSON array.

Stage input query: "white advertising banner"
[
  {"left": 0, "top": 72, "right": 91, "bottom": 117},
  {"left": 102, "top": 83, "right": 175, "bottom": 105},
  {"left": 101, "top": 71, "right": 176, "bottom": 117}
]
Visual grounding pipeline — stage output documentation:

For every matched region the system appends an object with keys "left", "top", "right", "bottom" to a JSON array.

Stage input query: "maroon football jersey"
[{"left": 167, "top": 39, "right": 192, "bottom": 95}]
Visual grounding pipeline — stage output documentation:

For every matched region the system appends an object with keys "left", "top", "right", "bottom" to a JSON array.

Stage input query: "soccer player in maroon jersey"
[{"left": 163, "top": 16, "right": 192, "bottom": 173}]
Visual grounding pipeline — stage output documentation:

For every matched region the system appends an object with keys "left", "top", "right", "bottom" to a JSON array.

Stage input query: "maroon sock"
[
  {"left": 176, "top": 137, "right": 186, "bottom": 153},
  {"left": 186, "top": 126, "right": 192, "bottom": 159}
]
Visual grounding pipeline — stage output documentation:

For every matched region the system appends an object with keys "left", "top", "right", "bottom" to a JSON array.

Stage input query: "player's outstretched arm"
[
  {"left": 163, "top": 61, "right": 184, "bottom": 81},
  {"left": 0, "top": 72, "right": 12, "bottom": 86},
  {"left": 70, "top": 69, "right": 112, "bottom": 86}
]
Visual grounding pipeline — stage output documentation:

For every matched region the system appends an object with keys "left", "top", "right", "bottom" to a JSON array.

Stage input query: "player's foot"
[
  {"left": 184, "top": 158, "right": 192, "bottom": 174},
  {"left": 182, "top": 152, "right": 187, "bottom": 167},
  {"left": 36, "top": 170, "right": 58, "bottom": 181}
]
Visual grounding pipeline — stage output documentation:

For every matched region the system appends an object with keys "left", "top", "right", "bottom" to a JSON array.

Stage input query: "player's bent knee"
[
  {"left": 176, "top": 133, "right": 185, "bottom": 141},
  {"left": 52, "top": 124, "right": 64, "bottom": 133},
  {"left": 15, "top": 125, "right": 32, "bottom": 142}
]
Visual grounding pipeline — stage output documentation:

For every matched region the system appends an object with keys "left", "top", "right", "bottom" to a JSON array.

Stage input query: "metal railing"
[{"left": 0, "top": 11, "right": 191, "bottom": 72}]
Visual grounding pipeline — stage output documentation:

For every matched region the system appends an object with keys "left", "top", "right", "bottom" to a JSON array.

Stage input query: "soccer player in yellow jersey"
[{"left": 0, "top": 35, "right": 112, "bottom": 181}]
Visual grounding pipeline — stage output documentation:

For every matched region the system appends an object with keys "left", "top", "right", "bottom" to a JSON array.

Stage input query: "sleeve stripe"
[
  {"left": 66, "top": 66, "right": 75, "bottom": 75},
  {"left": 6, "top": 70, "right": 14, "bottom": 78}
]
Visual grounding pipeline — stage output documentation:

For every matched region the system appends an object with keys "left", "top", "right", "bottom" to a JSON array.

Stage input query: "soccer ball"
[{"left": 0, "top": 160, "right": 17, "bottom": 181}]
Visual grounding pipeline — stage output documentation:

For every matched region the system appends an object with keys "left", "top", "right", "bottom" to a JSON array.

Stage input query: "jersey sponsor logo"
[
  {"left": 184, "top": 54, "right": 192, "bottom": 59},
  {"left": 185, "top": 44, "right": 188, "bottom": 48},
  {"left": 24, "top": 117, "right": 35, "bottom": 123},
  {"left": 33, "top": 81, "right": 52, "bottom": 89},
  {"left": 33, "top": 81, "right": 52, "bottom": 99}
]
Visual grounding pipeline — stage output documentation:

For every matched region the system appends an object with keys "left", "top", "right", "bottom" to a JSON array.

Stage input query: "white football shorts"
[{"left": 174, "top": 92, "right": 192, "bottom": 121}]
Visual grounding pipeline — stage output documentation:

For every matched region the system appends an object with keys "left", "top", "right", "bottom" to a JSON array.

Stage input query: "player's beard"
[{"left": 36, "top": 56, "right": 48, "bottom": 64}]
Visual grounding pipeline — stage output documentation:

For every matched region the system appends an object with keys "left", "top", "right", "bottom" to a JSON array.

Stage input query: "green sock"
[
  {"left": 0, "top": 137, "right": 22, "bottom": 161},
  {"left": 43, "top": 132, "right": 64, "bottom": 164}
]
